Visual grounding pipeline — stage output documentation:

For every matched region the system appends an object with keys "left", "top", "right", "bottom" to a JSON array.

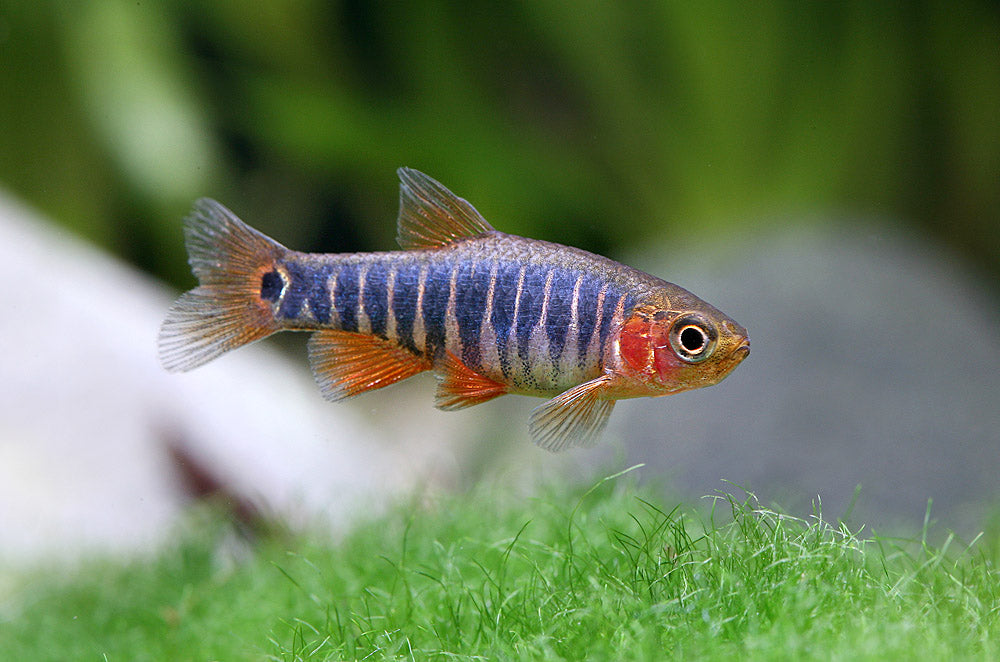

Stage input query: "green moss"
[{"left": 3, "top": 469, "right": 998, "bottom": 661}]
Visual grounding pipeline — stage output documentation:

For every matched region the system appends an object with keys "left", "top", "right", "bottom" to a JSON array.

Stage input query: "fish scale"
[
  {"left": 274, "top": 253, "right": 616, "bottom": 393},
  {"left": 158, "top": 168, "right": 749, "bottom": 451}
]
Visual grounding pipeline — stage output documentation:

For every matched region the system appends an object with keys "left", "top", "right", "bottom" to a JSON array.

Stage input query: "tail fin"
[{"left": 158, "top": 198, "right": 287, "bottom": 372}]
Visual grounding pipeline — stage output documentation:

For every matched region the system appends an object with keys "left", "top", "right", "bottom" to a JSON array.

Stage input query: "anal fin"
[
  {"left": 434, "top": 351, "right": 508, "bottom": 410},
  {"left": 529, "top": 375, "right": 616, "bottom": 452},
  {"left": 308, "top": 330, "right": 431, "bottom": 401}
]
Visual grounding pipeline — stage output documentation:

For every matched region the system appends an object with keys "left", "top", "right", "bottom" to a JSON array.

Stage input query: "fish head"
[{"left": 615, "top": 292, "right": 749, "bottom": 396}]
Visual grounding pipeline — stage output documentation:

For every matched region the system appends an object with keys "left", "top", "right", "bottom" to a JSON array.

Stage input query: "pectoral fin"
[
  {"left": 434, "top": 351, "right": 508, "bottom": 410},
  {"left": 528, "top": 375, "right": 616, "bottom": 452},
  {"left": 308, "top": 330, "right": 431, "bottom": 401}
]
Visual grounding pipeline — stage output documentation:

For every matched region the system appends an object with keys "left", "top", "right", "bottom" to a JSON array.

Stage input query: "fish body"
[{"left": 160, "top": 168, "right": 749, "bottom": 450}]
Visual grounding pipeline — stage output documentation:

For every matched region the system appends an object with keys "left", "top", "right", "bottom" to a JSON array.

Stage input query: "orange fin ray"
[
  {"left": 308, "top": 330, "right": 432, "bottom": 401},
  {"left": 396, "top": 168, "right": 495, "bottom": 250},
  {"left": 158, "top": 198, "right": 285, "bottom": 372},
  {"left": 434, "top": 351, "right": 509, "bottom": 410},
  {"left": 528, "top": 375, "right": 616, "bottom": 452}
]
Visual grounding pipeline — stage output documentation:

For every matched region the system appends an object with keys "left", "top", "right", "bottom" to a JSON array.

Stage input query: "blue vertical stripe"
[
  {"left": 278, "top": 261, "right": 307, "bottom": 320},
  {"left": 421, "top": 261, "right": 452, "bottom": 354},
  {"left": 575, "top": 274, "right": 601, "bottom": 362},
  {"left": 391, "top": 262, "right": 420, "bottom": 353},
  {"left": 490, "top": 262, "right": 521, "bottom": 376},
  {"left": 362, "top": 261, "right": 389, "bottom": 338},
  {"left": 515, "top": 265, "right": 546, "bottom": 363},
  {"left": 598, "top": 286, "right": 622, "bottom": 346},
  {"left": 545, "top": 269, "right": 576, "bottom": 363},
  {"left": 334, "top": 263, "right": 360, "bottom": 332},
  {"left": 280, "top": 261, "right": 332, "bottom": 324},
  {"left": 455, "top": 260, "right": 490, "bottom": 368}
]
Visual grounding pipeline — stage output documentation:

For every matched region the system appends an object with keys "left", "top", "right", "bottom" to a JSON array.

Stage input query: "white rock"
[{"left": 0, "top": 191, "right": 473, "bottom": 563}]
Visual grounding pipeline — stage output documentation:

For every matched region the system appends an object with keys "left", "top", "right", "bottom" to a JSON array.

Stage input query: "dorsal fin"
[{"left": 396, "top": 167, "right": 495, "bottom": 250}]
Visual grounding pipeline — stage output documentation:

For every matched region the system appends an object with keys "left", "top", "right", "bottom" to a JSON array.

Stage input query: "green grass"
[{"left": 2, "top": 467, "right": 998, "bottom": 661}]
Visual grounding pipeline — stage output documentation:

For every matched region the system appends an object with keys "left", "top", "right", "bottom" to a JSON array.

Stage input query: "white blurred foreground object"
[{"left": 0, "top": 191, "right": 465, "bottom": 564}]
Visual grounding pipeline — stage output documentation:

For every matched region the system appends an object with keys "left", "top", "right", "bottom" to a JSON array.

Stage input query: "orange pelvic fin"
[
  {"left": 395, "top": 168, "right": 496, "bottom": 250},
  {"left": 528, "top": 375, "right": 616, "bottom": 452},
  {"left": 159, "top": 198, "right": 286, "bottom": 372},
  {"left": 308, "top": 330, "right": 432, "bottom": 401},
  {"left": 434, "top": 351, "right": 509, "bottom": 410}
]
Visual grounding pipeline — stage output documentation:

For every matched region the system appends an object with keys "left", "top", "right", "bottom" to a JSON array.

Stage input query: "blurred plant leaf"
[
  {"left": 0, "top": 0, "right": 995, "bottom": 284},
  {"left": 61, "top": 0, "right": 219, "bottom": 206}
]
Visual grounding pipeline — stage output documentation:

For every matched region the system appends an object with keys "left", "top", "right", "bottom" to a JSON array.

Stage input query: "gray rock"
[{"left": 604, "top": 221, "right": 1000, "bottom": 534}]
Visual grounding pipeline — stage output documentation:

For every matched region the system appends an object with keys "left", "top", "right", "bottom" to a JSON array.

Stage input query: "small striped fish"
[{"left": 159, "top": 168, "right": 749, "bottom": 451}]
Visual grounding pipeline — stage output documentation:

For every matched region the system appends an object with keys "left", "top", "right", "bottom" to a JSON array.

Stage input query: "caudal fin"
[{"left": 158, "top": 198, "right": 287, "bottom": 372}]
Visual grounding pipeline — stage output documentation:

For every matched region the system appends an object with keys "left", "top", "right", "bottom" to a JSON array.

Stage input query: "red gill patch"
[
  {"left": 619, "top": 316, "right": 653, "bottom": 375},
  {"left": 652, "top": 324, "right": 681, "bottom": 381}
]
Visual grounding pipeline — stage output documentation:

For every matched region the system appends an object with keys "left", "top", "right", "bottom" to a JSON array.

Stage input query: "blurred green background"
[{"left": 1, "top": 0, "right": 997, "bottom": 289}]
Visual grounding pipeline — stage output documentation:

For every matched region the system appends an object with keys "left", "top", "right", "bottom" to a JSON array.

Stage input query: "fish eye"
[
  {"left": 679, "top": 326, "right": 706, "bottom": 352},
  {"left": 669, "top": 315, "right": 717, "bottom": 363}
]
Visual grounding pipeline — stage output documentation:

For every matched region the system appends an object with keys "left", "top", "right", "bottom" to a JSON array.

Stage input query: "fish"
[{"left": 159, "top": 168, "right": 749, "bottom": 451}]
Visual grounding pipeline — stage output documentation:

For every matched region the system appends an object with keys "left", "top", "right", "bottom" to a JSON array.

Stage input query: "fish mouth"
[{"left": 731, "top": 338, "right": 750, "bottom": 359}]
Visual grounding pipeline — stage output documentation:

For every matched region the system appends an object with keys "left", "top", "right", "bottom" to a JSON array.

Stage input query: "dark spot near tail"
[{"left": 260, "top": 269, "right": 283, "bottom": 301}]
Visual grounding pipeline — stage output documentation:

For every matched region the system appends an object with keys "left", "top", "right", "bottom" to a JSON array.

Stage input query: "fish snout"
[{"left": 719, "top": 319, "right": 749, "bottom": 360}]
